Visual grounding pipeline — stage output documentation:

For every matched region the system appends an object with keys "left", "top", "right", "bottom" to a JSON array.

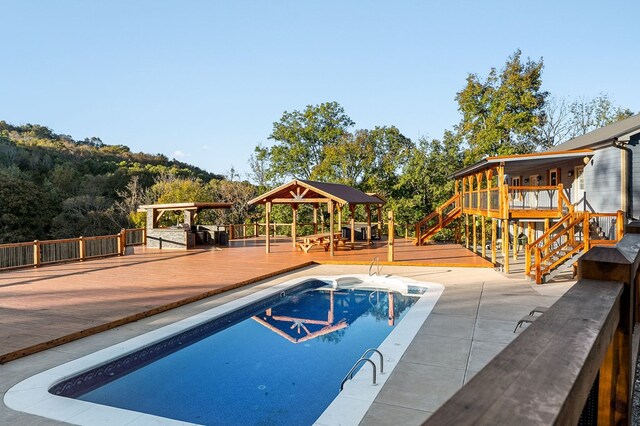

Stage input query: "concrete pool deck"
[{"left": 0, "top": 264, "right": 574, "bottom": 425}]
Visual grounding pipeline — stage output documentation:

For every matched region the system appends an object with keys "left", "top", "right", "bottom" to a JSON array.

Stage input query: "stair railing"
[
  {"left": 532, "top": 213, "right": 586, "bottom": 284},
  {"left": 414, "top": 193, "right": 461, "bottom": 245}
]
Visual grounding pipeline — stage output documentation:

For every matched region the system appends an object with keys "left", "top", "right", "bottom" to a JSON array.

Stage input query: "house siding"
[
  {"left": 631, "top": 134, "right": 640, "bottom": 220},
  {"left": 582, "top": 146, "right": 621, "bottom": 213}
]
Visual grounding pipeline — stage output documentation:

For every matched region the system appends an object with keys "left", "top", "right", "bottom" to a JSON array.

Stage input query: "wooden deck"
[{"left": 0, "top": 237, "right": 491, "bottom": 363}]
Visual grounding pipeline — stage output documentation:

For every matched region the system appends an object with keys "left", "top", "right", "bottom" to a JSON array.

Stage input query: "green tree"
[
  {"left": 456, "top": 50, "right": 547, "bottom": 164},
  {"left": 266, "top": 101, "right": 355, "bottom": 181}
]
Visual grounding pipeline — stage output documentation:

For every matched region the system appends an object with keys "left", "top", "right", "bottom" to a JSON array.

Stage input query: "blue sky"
[{"left": 1, "top": 1, "right": 638, "bottom": 178}]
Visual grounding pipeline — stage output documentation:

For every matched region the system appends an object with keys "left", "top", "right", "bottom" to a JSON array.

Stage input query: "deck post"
[
  {"left": 491, "top": 219, "right": 497, "bottom": 264},
  {"left": 513, "top": 221, "right": 519, "bottom": 260},
  {"left": 465, "top": 214, "right": 469, "bottom": 248},
  {"left": 544, "top": 218, "right": 550, "bottom": 256},
  {"left": 329, "top": 200, "right": 335, "bottom": 257},
  {"left": 291, "top": 204, "right": 298, "bottom": 247},
  {"left": 377, "top": 206, "right": 383, "bottom": 240},
  {"left": 481, "top": 218, "right": 486, "bottom": 258},
  {"left": 503, "top": 219, "right": 510, "bottom": 273},
  {"left": 472, "top": 215, "right": 477, "bottom": 253},
  {"left": 350, "top": 205, "right": 356, "bottom": 247},
  {"left": 579, "top": 238, "right": 640, "bottom": 425},
  {"left": 313, "top": 204, "right": 318, "bottom": 234},
  {"left": 79, "top": 236, "right": 85, "bottom": 261},
  {"left": 366, "top": 205, "right": 372, "bottom": 244},
  {"left": 387, "top": 210, "right": 394, "bottom": 262},
  {"left": 265, "top": 201, "right": 271, "bottom": 253},
  {"left": 617, "top": 210, "right": 625, "bottom": 240},
  {"left": 337, "top": 206, "right": 342, "bottom": 231}
]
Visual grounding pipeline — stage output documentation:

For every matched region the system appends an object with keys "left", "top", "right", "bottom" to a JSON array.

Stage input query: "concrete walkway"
[{"left": 0, "top": 264, "right": 574, "bottom": 425}]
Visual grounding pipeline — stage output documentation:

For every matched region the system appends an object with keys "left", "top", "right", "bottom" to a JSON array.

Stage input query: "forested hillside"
[{"left": 0, "top": 121, "right": 228, "bottom": 243}]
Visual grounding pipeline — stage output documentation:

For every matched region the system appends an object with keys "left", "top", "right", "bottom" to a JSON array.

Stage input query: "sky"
[{"left": 1, "top": 1, "right": 639, "bottom": 179}]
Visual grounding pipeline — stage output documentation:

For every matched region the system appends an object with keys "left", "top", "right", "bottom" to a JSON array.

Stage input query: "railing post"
[
  {"left": 119, "top": 229, "right": 125, "bottom": 255},
  {"left": 33, "top": 240, "right": 40, "bottom": 267},
  {"left": 387, "top": 210, "right": 394, "bottom": 262},
  {"left": 617, "top": 210, "right": 625, "bottom": 240},
  {"left": 142, "top": 227, "right": 147, "bottom": 245},
  {"left": 254, "top": 222, "right": 259, "bottom": 238},
  {"left": 79, "top": 236, "right": 85, "bottom": 261},
  {"left": 525, "top": 244, "right": 531, "bottom": 275},
  {"left": 579, "top": 236, "right": 640, "bottom": 425},
  {"left": 557, "top": 183, "right": 564, "bottom": 215},
  {"left": 583, "top": 213, "right": 590, "bottom": 252},
  {"left": 534, "top": 247, "right": 541, "bottom": 284}
]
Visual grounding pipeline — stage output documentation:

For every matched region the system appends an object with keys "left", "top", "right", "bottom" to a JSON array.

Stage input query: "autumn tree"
[{"left": 456, "top": 50, "right": 547, "bottom": 164}]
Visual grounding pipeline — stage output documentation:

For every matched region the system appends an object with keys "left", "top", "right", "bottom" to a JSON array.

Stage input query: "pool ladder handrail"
[
  {"left": 368, "top": 257, "right": 380, "bottom": 276},
  {"left": 339, "top": 348, "right": 384, "bottom": 391}
]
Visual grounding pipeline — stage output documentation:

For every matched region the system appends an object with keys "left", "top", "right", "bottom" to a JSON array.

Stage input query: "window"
[{"left": 549, "top": 169, "right": 559, "bottom": 186}]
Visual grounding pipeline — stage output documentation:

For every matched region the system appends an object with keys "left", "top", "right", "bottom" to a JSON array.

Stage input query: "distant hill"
[{"left": 0, "top": 121, "right": 224, "bottom": 243}]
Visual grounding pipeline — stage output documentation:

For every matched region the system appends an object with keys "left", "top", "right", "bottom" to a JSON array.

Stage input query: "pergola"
[
  {"left": 248, "top": 180, "right": 385, "bottom": 256},
  {"left": 138, "top": 202, "right": 232, "bottom": 249}
]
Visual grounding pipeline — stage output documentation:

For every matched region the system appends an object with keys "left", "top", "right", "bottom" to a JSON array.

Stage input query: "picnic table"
[{"left": 296, "top": 232, "right": 351, "bottom": 253}]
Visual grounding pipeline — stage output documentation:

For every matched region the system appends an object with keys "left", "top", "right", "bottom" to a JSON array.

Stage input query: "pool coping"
[{"left": 4, "top": 274, "right": 443, "bottom": 426}]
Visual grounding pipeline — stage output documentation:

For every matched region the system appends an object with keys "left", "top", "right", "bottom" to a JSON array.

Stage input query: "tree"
[
  {"left": 456, "top": 50, "right": 547, "bottom": 164},
  {"left": 568, "top": 94, "right": 634, "bottom": 138},
  {"left": 266, "top": 101, "right": 355, "bottom": 181},
  {"left": 537, "top": 97, "right": 572, "bottom": 150}
]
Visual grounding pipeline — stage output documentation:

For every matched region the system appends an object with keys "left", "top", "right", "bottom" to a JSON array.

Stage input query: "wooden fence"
[
  {"left": 425, "top": 221, "right": 640, "bottom": 425},
  {"left": 0, "top": 228, "right": 145, "bottom": 271}
]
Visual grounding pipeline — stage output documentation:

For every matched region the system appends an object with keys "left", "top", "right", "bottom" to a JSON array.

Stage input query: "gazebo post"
[
  {"left": 366, "top": 205, "right": 372, "bottom": 244},
  {"left": 265, "top": 201, "right": 271, "bottom": 253},
  {"left": 329, "top": 200, "right": 335, "bottom": 256},
  {"left": 291, "top": 204, "right": 298, "bottom": 247},
  {"left": 349, "top": 204, "right": 356, "bottom": 247},
  {"left": 338, "top": 206, "right": 342, "bottom": 231},
  {"left": 377, "top": 206, "right": 383, "bottom": 240},
  {"left": 313, "top": 203, "right": 318, "bottom": 234}
]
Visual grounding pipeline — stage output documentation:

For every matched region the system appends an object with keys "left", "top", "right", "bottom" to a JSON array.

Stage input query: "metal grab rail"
[
  {"left": 368, "top": 256, "right": 380, "bottom": 276},
  {"left": 339, "top": 348, "right": 384, "bottom": 391}
]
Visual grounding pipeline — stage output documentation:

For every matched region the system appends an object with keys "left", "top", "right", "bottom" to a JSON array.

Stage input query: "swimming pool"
[{"left": 5, "top": 274, "right": 443, "bottom": 425}]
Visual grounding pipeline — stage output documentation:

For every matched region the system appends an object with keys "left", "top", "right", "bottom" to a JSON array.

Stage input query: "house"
[{"left": 415, "top": 113, "right": 640, "bottom": 283}]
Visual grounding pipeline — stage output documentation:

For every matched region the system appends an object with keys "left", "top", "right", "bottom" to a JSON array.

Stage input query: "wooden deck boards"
[{"left": 0, "top": 238, "right": 491, "bottom": 363}]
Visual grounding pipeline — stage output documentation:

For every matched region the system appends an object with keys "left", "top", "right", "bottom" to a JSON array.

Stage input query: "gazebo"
[{"left": 248, "top": 180, "right": 385, "bottom": 256}]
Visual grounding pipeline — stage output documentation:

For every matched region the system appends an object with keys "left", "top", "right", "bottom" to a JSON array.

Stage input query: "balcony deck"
[{"left": 0, "top": 237, "right": 492, "bottom": 364}]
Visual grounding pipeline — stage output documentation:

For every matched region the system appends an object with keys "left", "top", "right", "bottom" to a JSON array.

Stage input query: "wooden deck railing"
[
  {"left": 426, "top": 223, "right": 640, "bottom": 425},
  {"left": 0, "top": 228, "right": 145, "bottom": 271}
]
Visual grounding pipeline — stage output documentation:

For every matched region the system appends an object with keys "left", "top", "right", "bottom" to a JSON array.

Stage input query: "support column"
[
  {"left": 349, "top": 205, "right": 356, "bottom": 248},
  {"left": 491, "top": 219, "right": 497, "bottom": 264},
  {"left": 313, "top": 204, "right": 318, "bottom": 234},
  {"left": 503, "top": 219, "right": 510, "bottom": 273},
  {"left": 366, "top": 205, "right": 372, "bottom": 244},
  {"left": 377, "top": 206, "right": 383, "bottom": 240},
  {"left": 291, "top": 205, "right": 298, "bottom": 247},
  {"left": 465, "top": 215, "right": 469, "bottom": 248},
  {"left": 265, "top": 201, "right": 271, "bottom": 253},
  {"left": 513, "top": 221, "right": 518, "bottom": 260},
  {"left": 481, "top": 218, "right": 486, "bottom": 258},
  {"left": 472, "top": 215, "right": 477, "bottom": 253},
  {"left": 329, "top": 200, "right": 335, "bottom": 256},
  {"left": 387, "top": 210, "right": 394, "bottom": 262},
  {"left": 338, "top": 206, "right": 342, "bottom": 231}
]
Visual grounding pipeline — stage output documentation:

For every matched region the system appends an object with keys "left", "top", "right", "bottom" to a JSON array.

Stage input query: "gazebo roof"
[
  {"left": 248, "top": 179, "right": 385, "bottom": 206},
  {"left": 137, "top": 202, "right": 232, "bottom": 212}
]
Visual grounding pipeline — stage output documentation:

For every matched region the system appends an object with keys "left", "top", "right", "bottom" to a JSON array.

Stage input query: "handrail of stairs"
[{"left": 414, "top": 193, "right": 460, "bottom": 245}]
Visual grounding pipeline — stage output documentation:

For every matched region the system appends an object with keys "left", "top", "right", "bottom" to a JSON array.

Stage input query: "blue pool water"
[{"left": 52, "top": 280, "right": 421, "bottom": 425}]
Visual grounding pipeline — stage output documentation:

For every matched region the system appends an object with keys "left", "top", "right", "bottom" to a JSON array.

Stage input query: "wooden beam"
[
  {"left": 387, "top": 210, "right": 394, "bottom": 262},
  {"left": 473, "top": 215, "right": 477, "bottom": 253},
  {"left": 366, "top": 205, "right": 372, "bottom": 244},
  {"left": 481, "top": 218, "right": 486, "bottom": 258},
  {"left": 271, "top": 198, "right": 330, "bottom": 204},
  {"left": 350, "top": 205, "right": 356, "bottom": 247},
  {"left": 313, "top": 204, "right": 318, "bottom": 234}
]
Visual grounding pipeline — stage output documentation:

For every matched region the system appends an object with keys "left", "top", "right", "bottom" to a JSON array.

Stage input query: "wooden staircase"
[
  {"left": 414, "top": 193, "right": 462, "bottom": 245},
  {"left": 525, "top": 210, "right": 623, "bottom": 284}
]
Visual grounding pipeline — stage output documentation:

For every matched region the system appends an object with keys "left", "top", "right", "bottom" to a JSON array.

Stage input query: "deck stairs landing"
[{"left": 414, "top": 193, "right": 461, "bottom": 246}]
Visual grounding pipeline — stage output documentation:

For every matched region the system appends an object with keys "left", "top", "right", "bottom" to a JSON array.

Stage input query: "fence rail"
[{"left": 0, "top": 228, "right": 145, "bottom": 272}]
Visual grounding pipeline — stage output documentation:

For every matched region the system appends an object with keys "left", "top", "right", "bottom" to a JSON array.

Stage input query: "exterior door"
[{"left": 573, "top": 166, "right": 585, "bottom": 209}]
